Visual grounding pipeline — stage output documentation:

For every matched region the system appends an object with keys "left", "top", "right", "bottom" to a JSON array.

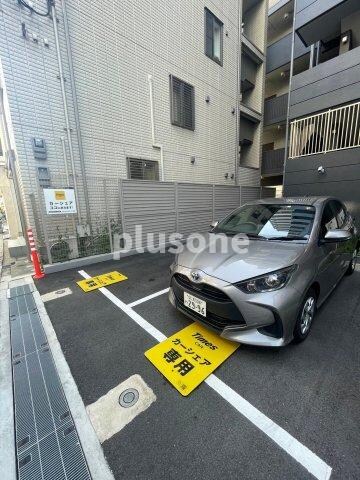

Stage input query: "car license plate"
[{"left": 184, "top": 292, "right": 206, "bottom": 317}]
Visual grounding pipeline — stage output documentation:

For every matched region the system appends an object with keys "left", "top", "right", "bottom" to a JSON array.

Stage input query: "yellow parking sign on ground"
[
  {"left": 77, "top": 271, "right": 127, "bottom": 292},
  {"left": 145, "top": 323, "right": 239, "bottom": 396}
]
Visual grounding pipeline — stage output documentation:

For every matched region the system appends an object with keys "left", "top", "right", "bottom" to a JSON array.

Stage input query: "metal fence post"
[
  {"left": 29, "top": 193, "right": 43, "bottom": 250},
  {"left": 35, "top": 181, "right": 53, "bottom": 264},
  {"left": 324, "top": 109, "right": 331, "bottom": 154},
  {"left": 103, "top": 178, "right": 113, "bottom": 252},
  {"left": 118, "top": 178, "right": 126, "bottom": 234}
]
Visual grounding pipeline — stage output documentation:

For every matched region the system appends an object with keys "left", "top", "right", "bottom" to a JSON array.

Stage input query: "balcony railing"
[
  {"left": 289, "top": 101, "right": 360, "bottom": 158},
  {"left": 264, "top": 93, "right": 288, "bottom": 126},
  {"left": 262, "top": 148, "right": 285, "bottom": 176}
]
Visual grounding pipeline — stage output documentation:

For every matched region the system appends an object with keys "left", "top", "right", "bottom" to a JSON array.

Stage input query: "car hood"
[{"left": 176, "top": 233, "right": 306, "bottom": 283}]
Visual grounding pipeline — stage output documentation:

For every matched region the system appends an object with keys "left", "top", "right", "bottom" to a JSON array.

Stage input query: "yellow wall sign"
[
  {"left": 145, "top": 323, "right": 239, "bottom": 396},
  {"left": 77, "top": 271, "right": 127, "bottom": 292},
  {"left": 55, "top": 190, "right": 66, "bottom": 201}
]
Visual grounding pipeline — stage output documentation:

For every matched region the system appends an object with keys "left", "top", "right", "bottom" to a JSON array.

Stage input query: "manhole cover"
[
  {"left": 119, "top": 388, "right": 139, "bottom": 408},
  {"left": 56, "top": 289, "right": 66, "bottom": 295}
]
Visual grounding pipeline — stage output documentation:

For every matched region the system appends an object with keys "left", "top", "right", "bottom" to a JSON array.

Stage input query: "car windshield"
[{"left": 213, "top": 203, "right": 316, "bottom": 241}]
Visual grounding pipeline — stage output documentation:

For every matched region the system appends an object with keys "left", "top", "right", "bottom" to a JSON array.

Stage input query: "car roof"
[{"left": 251, "top": 196, "right": 332, "bottom": 207}]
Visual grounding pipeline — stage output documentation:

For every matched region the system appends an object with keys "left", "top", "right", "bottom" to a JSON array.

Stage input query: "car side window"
[
  {"left": 320, "top": 202, "right": 338, "bottom": 238},
  {"left": 331, "top": 200, "right": 347, "bottom": 228}
]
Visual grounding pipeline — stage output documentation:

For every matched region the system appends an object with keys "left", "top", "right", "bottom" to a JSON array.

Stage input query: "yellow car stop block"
[
  {"left": 145, "top": 323, "right": 239, "bottom": 396},
  {"left": 77, "top": 271, "right": 127, "bottom": 292}
]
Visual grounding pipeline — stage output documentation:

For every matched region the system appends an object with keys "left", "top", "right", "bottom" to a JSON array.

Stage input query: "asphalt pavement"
[{"left": 35, "top": 252, "right": 360, "bottom": 480}]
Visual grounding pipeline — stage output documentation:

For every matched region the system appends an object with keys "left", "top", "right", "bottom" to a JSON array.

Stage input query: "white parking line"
[
  {"left": 127, "top": 288, "right": 169, "bottom": 308},
  {"left": 78, "top": 270, "right": 332, "bottom": 480},
  {"left": 32, "top": 283, "right": 114, "bottom": 480}
]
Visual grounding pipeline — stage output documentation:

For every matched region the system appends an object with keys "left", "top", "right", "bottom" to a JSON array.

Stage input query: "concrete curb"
[
  {"left": 43, "top": 241, "right": 180, "bottom": 274},
  {"left": 0, "top": 275, "right": 16, "bottom": 480}
]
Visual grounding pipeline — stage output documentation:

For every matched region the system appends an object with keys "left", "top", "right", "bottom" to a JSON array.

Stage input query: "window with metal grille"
[
  {"left": 127, "top": 158, "right": 159, "bottom": 181},
  {"left": 169, "top": 75, "right": 195, "bottom": 131},
  {"left": 205, "top": 8, "right": 223, "bottom": 65}
]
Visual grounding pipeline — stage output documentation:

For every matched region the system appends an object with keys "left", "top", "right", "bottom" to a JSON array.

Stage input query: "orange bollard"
[{"left": 27, "top": 228, "right": 45, "bottom": 279}]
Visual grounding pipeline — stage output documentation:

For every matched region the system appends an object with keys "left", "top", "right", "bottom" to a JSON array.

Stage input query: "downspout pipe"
[
  {"left": 60, "top": 136, "right": 70, "bottom": 186},
  {"left": 234, "top": 0, "right": 242, "bottom": 185},
  {"left": 283, "top": 0, "right": 297, "bottom": 193},
  {"left": 147, "top": 75, "right": 164, "bottom": 181},
  {"left": 61, "top": 0, "right": 91, "bottom": 224},
  {"left": 51, "top": 2, "right": 81, "bottom": 218}
]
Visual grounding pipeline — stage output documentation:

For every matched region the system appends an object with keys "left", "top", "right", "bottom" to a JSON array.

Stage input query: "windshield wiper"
[
  {"left": 213, "top": 231, "right": 268, "bottom": 239},
  {"left": 267, "top": 235, "right": 307, "bottom": 241},
  {"left": 246, "top": 233, "right": 268, "bottom": 240}
]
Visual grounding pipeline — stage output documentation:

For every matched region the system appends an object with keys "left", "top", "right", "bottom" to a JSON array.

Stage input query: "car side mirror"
[
  {"left": 210, "top": 220, "right": 219, "bottom": 230},
  {"left": 323, "top": 229, "right": 352, "bottom": 243}
]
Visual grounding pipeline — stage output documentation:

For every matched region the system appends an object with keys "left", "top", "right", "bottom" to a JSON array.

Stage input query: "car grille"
[
  {"left": 171, "top": 274, "right": 246, "bottom": 332},
  {"left": 173, "top": 273, "right": 229, "bottom": 302},
  {"left": 176, "top": 301, "right": 239, "bottom": 331}
]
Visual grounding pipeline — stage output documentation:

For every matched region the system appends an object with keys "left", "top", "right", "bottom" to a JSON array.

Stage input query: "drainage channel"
[{"left": 8, "top": 283, "right": 91, "bottom": 480}]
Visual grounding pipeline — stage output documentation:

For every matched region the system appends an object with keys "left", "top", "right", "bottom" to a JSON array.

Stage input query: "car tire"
[
  {"left": 293, "top": 288, "right": 317, "bottom": 343},
  {"left": 345, "top": 248, "right": 358, "bottom": 276}
]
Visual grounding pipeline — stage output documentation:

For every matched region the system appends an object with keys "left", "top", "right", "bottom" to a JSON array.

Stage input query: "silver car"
[{"left": 169, "top": 197, "right": 359, "bottom": 346}]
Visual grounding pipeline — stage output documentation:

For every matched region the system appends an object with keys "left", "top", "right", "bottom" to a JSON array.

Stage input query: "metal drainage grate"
[
  {"left": 8, "top": 284, "right": 34, "bottom": 299},
  {"left": 9, "top": 284, "right": 92, "bottom": 480}
]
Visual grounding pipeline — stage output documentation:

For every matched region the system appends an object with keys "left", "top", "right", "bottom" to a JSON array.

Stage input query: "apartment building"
[
  {"left": 262, "top": 0, "right": 310, "bottom": 191},
  {"left": 0, "top": 75, "right": 22, "bottom": 239},
  {"left": 263, "top": 0, "right": 360, "bottom": 220},
  {"left": 240, "top": 0, "right": 267, "bottom": 184},
  {"left": 0, "top": 0, "right": 268, "bottom": 243}
]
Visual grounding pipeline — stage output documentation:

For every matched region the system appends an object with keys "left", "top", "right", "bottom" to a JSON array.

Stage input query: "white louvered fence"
[{"left": 32, "top": 176, "right": 275, "bottom": 264}]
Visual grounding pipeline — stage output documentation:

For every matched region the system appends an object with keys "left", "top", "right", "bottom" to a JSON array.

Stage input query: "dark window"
[
  {"left": 127, "top": 158, "right": 159, "bottom": 181},
  {"left": 169, "top": 75, "right": 195, "bottom": 131},
  {"left": 320, "top": 202, "right": 338, "bottom": 238},
  {"left": 205, "top": 8, "right": 223, "bottom": 65}
]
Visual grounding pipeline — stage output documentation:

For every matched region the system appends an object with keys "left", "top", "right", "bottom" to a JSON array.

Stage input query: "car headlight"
[
  {"left": 169, "top": 255, "right": 178, "bottom": 273},
  {"left": 235, "top": 265, "right": 297, "bottom": 293}
]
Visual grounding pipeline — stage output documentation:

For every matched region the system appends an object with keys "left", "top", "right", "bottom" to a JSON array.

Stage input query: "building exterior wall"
[
  {"left": 263, "top": 126, "right": 286, "bottom": 149},
  {"left": 282, "top": 0, "right": 360, "bottom": 224},
  {"left": 289, "top": 46, "right": 360, "bottom": 119},
  {"left": 65, "top": 0, "right": 240, "bottom": 184},
  {"left": 0, "top": 0, "right": 268, "bottom": 238},
  {"left": 240, "top": 0, "right": 268, "bottom": 184}
]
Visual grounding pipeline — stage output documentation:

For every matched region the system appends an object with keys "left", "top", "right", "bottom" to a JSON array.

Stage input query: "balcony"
[
  {"left": 266, "top": 32, "right": 310, "bottom": 73},
  {"left": 289, "top": 46, "right": 360, "bottom": 119},
  {"left": 295, "top": 0, "right": 359, "bottom": 47},
  {"left": 264, "top": 93, "right": 288, "bottom": 126},
  {"left": 241, "top": 54, "right": 257, "bottom": 92},
  {"left": 262, "top": 148, "right": 285, "bottom": 176}
]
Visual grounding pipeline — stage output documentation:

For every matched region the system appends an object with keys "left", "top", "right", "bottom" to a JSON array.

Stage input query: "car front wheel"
[
  {"left": 293, "top": 288, "right": 317, "bottom": 343},
  {"left": 345, "top": 248, "right": 358, "bottom": 276}
]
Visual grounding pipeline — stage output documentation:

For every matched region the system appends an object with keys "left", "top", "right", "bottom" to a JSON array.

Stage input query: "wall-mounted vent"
[{"left": 37, "top": 166, "right": 51, "bottom": 187}]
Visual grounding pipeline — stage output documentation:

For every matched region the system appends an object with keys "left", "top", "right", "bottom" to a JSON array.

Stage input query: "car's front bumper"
[{"left": 169, "top": 265, "right": 302, "bottom": 347}]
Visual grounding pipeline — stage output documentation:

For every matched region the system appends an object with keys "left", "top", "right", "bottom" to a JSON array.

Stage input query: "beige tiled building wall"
[
  {"left": 239, "top": 0, "right": 268, "bottom": 180},
  {"left": 0, "top": 0, "right": 268, "bottom": 229}
]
